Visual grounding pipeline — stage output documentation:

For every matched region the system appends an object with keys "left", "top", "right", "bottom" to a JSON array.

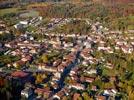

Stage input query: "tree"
[
  {"left": 41, "top": 54, "right": 48, "bottom": 63},
  {"left": 128, "top": 90, "right": 134, "bottom": 100},
  {"left": 35, "top": 73, "right": 43, "bottom": 84},
  {"left": 82, "top": 92, "right": 91, "bottom": 100},
  {"left": 0, "top": 77, "right": 5, "bottom": 87}
]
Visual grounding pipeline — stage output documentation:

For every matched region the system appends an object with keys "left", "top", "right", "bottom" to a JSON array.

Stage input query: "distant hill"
[
  {"left": 0, "top": 0, "right": 133, "bottom": 3},
  {"left": 93, "top": 0, "right": 134, "bottom": 3},
  {"left": 0, "top": 0, "right": 133, "bottom": 9}
]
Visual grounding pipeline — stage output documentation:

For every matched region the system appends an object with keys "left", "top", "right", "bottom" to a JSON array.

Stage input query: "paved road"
[{"left": 48, "top": 50, "right": 81, "bottom": 100}]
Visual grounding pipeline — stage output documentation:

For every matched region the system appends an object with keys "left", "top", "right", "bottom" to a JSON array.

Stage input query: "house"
[
  {"left": 53, "top": 90, "right": 65, "bottom": 100},
  {"left": 53, "top": 44, "right": 62, "bottom": 49},
  {"left": 63, "top": 42, "right": 73, "bottom": 48},
  {"left": 81, "top": 53, "right": 90, "bottom": 60},
  {"left": 84, "top": 42, "right": 91, "bottom": 48},
  {"left": 81, "top": 48, "right": 95, "bottom": 61},
  {"left": 64, "top": 52, "right": 76, "bottom": 60},
  {"left": 121, "top": 45, "right": 133, "bottom": 54},
  {"left": 11, "top": 71, "right": 28, "bottom": 78},
  {"left": 82, "top": 57, "right": 97, "bottom": 65},
  {"left": 131, "top": 42, "right": 134, "bottom": 46},
  {"left": 11, "top": 71, "right": 30, "bottom": 83},
  {"left": 22, "top": 48, "right": 29, "bottom": 53},
  {"left": 13, "top": 60, "right": 25, "bottom": 68},
  {"left": 34, "top": 88, "right": 52, "bottom": 99},
  {"left": 54, "top": 72, "right": 61, "bottom": 78},
  {"left": 105, "top": 63, "right": 114, "bottom": 69},
  {"left": 34, "top": 88, "right": 44, "bottom": 95},
  {"left": 91, "top": 86, "right": 97, "bottom": 91},
  {"left": 96, "top": 96, "right": 106, "bottom": 100},
  {"left": 43, "top": 91, "right": 52, "bottom": 99},
  {"left": 0, "top": 21, "right": 6, "bottom": 29},
  {"left": 52, "top": 82, "right": 59, "bottom": 90},
  {"left": 85, "top": 77, "right": 95, "bottom": 83},
  {"left": 67, "top": 34, "right": 76, "bottom": 37},
  {"left": 52, "top": 76, "right": 60, "bottom": 82},
  {"left": 38, "top": 64, "right": 57, "bottom": 72},
  {"left": 110, "top": 76, "right": 116, "bottom": 82},
  {"left": 20, "top": 20, "right": 29, "bottom": 25},
  {"left": 4, "top": 50, "right": 11, "bottom": 55},
  {"left": 128, "top": 30, "right": 134, "bottom": 33},
  {"left": 71, "top": 45, "right": 81, "bottom": 52},
  {"left": 17, "top": 42, "right": 40, "bottom": 48},
  {"left": 29, "top": 49, "right": 37, "bottom": 54},
  {"left": 57, "top": 64, "right": 65, "bottom": 72},
  {"left": 82, "top": 60, "right": 89, "bottom": 66},
  {"left": 98, "top": 46, "right": 113, "bottom": 53},
  {"left": 21, "top": 55, "right": 32, "bottom": 62},
  {"left": 14, "top": 23, "right": 24, "bottom": 29},
  {"left": 10, "top": 49, "right": 21, "bottom": 56},
  {"left": 50, "top": 39, "right": 61, "bottom": 45},
  {"left": 115, "top": 46, "right": 120, "bottom": 50},
  {"left": 21, "top": 87, "right": 33, "bottom": 99},
  {"left": 5, "top": 41, "right": 17, "bottom": 48},
  {"left": 0, "top": 21, "right": 8, "bottom": 34},
  {"left": 5, "top": 43, "right": 11, "bottom": 48},
  {"left": 62, "top": 87, "right": 70, "bottom": 96},
  {"left": 116, "top": 41, "right": 127, "bottom": 46},
  {"left": 70, "top": 67, "right": 79, "bottom": 76},
  {"left": 53, "top": 59, "right": 62, "bottom": 67},
  {"left": 85, "top": 69, "right": 97, "bottom": 75},
  {"left": 77, "top": 39, "right": 82, "bottom": 44},
  {"left": 73, "top": 93, "right": 80, "bottom": 100},
  {"left": 80, "top": 76, "right": 95, "bottom": 83},
  {"left": 81, "top": 48, "right": 92, "bottom": 54},
  {"left": 71, "top": 75, "right": 79, "bottom": 81},
  {"left": 69, "top": 83, "right": 85, "bottom": 90},
  {"left": 103, "top": 89, "right": 117, "bottom": 97}
]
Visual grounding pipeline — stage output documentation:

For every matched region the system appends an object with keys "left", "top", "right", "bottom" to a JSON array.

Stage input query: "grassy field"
[
  {"left": 19, "top": 10, "right": 39, "bottom": 18},
  {"left": 0, "top": 8, "right": 19, "bottom": 16},
  {"left": 127, "top": 15, "right": 134, "bottom": 30}
]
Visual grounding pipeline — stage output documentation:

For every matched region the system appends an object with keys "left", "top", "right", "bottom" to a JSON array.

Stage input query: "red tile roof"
[
  {"left": 73, "top": 93, "right": 80, "bottom": 100},
  {"left": 91, "top": 86, "right": 97, "bottom": 91},
  {"left": 11, "top": 71, "right": 28, "bottom": 78},
  {"left": 80, "top": 76, "right": 95, "bottom": 83},
  {"left": 16, "top": 60, "right": 26, "bottom": 66},
  {"left": 35, "top": 88, "right": 50, "bottom": 94},
  {"left": 96, "top": 96, "right": 106, "bottom": 100},
  {"left": 85, "top": 77, "right": 95, "bottom": 83}
]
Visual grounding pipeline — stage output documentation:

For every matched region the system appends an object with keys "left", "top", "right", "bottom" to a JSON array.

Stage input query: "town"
[
  {"left": 0, "top": 16, "right": 134, "bottom": 100},
  {"left": 0, "top": 0, "right": 134, "bottom": 100}
]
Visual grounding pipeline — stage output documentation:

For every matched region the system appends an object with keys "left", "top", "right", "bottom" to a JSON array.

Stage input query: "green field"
[
  {"left": 127, "top": 16, "right": 134, "bottom": 30},
  {"left": 0, "top": 8, "right": 18, "bottom": 16},
  {"left": 19, "top": 10, "right": 39, "bottom": 18}
]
